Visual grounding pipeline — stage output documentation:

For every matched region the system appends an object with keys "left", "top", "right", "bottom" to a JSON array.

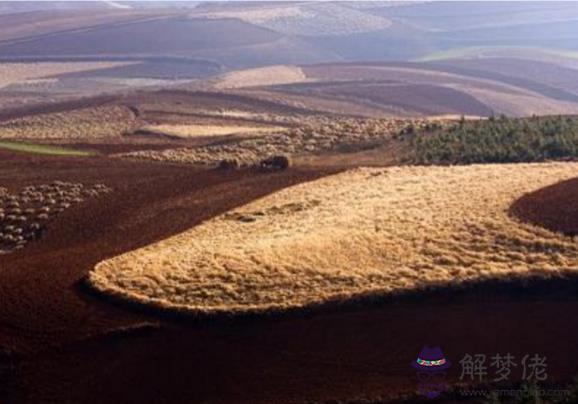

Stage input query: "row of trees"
[{"left": 412, "top": 115, "right": 578, "bottom": 164}]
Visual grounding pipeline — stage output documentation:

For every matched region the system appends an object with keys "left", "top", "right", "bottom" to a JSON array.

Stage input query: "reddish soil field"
[
  {"left": 0, "top": 9, "right": 178, "bottom": 43},
  {"left": 1, "top": 151, "right": 577, "bottom": 403},
  {"left": 0, "top": 151, "right": 337, "bottom": 352},
  {"left": 273, "top": 81, "right": 493, "bottom": 116},
  {"left": 52, "top": 60, "right": 220, "bottom": 80},
  {"left": 0, "top": 94, "right": 119, "bottom": 122},
  {"left": 0, "top": 90, "right": 315, "bottom": 125},
  {"left": 0, "top": 18, "right": 280, "bottom": 57},
  {"left": 510, "top": 176, "right": 578, "bottom": 236}
]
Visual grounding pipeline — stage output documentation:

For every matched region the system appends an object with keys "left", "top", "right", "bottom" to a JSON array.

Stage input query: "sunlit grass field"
[
  {"left": 89, "top": 163, "right": 578, "bottom": 315},
  {"left": 143, "top": 124, "right": 284, "bottom": 138}
]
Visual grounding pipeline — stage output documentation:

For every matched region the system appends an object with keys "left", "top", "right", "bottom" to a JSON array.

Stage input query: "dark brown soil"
[
  {"left": 510, "top": 176, "right": 578, "bottom": 236},
  {"left": 0, "top": 151, "right": 337, "bottom": 352},
  {"left": 56, "top": 133, "right": 247, "bottom": 155},
  {"left": 271, "top": 81, "right": 493, "bottom": 116},
  {"left": 1, "top": 151, "right": 578, "bottom": 404}
]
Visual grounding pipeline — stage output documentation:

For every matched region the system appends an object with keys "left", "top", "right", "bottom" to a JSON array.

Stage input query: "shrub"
[
  {"left": 218, "top": 158, "right": 240, "bottom": 170},
  {"left": 260, "top": 155, "right": 292, "bottom": 171}
]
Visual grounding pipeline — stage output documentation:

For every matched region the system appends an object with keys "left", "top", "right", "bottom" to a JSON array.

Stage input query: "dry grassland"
[
  {"left": 0, "top": 62, "right": 136, "bottom": 89},
  {"left": 89, "top": 163, "right": 578, "bottom": 315},
  {"left": 0, "top": 106, "right": 140, "bottom": 140},
  {"left": 142, "top": 124, "right": 285, "bottom": 138},
  {"left": 119, "top": 118, "right": 433, "bottom": 165},
  {"left": 215, "top": 65, "right": 309, "bottom": 89}
]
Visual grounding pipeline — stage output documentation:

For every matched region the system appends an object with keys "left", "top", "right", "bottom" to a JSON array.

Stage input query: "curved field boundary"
[
  {"left": 0, "top": 94, "right": 119, "bottom": 123},
  {"left": 89, "top": 163, "right": 578, "bottom": 316},
  {"left": 511, "top": 176, "right": 578, "bottom": 237}
]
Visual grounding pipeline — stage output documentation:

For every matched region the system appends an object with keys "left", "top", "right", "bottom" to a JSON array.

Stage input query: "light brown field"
[
  {"left": 0, "top": 105, "right": 139, "bottom": 140},
  {"left": 215, "top": 65, "right": 309, "bottom": 89},
  {"left": 89, "top": 163, "right": 578, "bottom": 315},
  {"left": 0, "top": 62, "right": 137, "bottom": 89},
  {"left": 142, "top": 124, "right": 285, "bottom": 139}
]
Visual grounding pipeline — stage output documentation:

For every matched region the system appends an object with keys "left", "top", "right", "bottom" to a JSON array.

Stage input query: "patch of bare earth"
[{"left": 511, "top": 177, "right": 578, "bottom": 237}]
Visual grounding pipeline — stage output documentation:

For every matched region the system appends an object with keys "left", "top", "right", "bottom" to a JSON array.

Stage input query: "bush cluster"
[
  {"left": 413, "top": 115, "right": 578, "bottom": 164},
  {"left": 0, "top": 181, "right": 111, "bottom": 253}
]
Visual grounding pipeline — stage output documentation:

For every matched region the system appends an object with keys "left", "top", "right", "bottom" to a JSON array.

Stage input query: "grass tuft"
[{"left": 0, "top": 141, "right": 94, "bottom": 156}]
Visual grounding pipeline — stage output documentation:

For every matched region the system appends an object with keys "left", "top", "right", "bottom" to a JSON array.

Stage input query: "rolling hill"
[
  {"left": 221, "top": 61, "right": 578, "bottom": 117},
  {"left": 2, "top": 1, "right": 578, "bottom": 117},
  {"left": 2, "top": 1, "right": 578, "bottom": 66}
]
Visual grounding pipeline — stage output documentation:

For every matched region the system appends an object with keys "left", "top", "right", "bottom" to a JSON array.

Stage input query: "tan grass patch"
[
  {"left": 0, "top": 62, "right": 136, "bottom": 89},
  {"left": 215, "top": 65, "right": 309, "bottom": 89},
  {"left": 89, "top": 163, "right": 578, "bottom": 315},
  {"left": 0, "top": 106, "right": 139, "bottom": 140},
  {"left": 143, "top": 124, "right": 284, "bottom": 138}
]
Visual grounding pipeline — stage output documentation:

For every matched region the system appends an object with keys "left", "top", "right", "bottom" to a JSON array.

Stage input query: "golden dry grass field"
[
  {"left": 142, "top": 124, "right": 285, "bottom": 138},
  {"left": 0, "top": 106, "right": 139, "bottom": 140},
  {"left": 89, "top": 163, "right": 578, "bottom": 315}
]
